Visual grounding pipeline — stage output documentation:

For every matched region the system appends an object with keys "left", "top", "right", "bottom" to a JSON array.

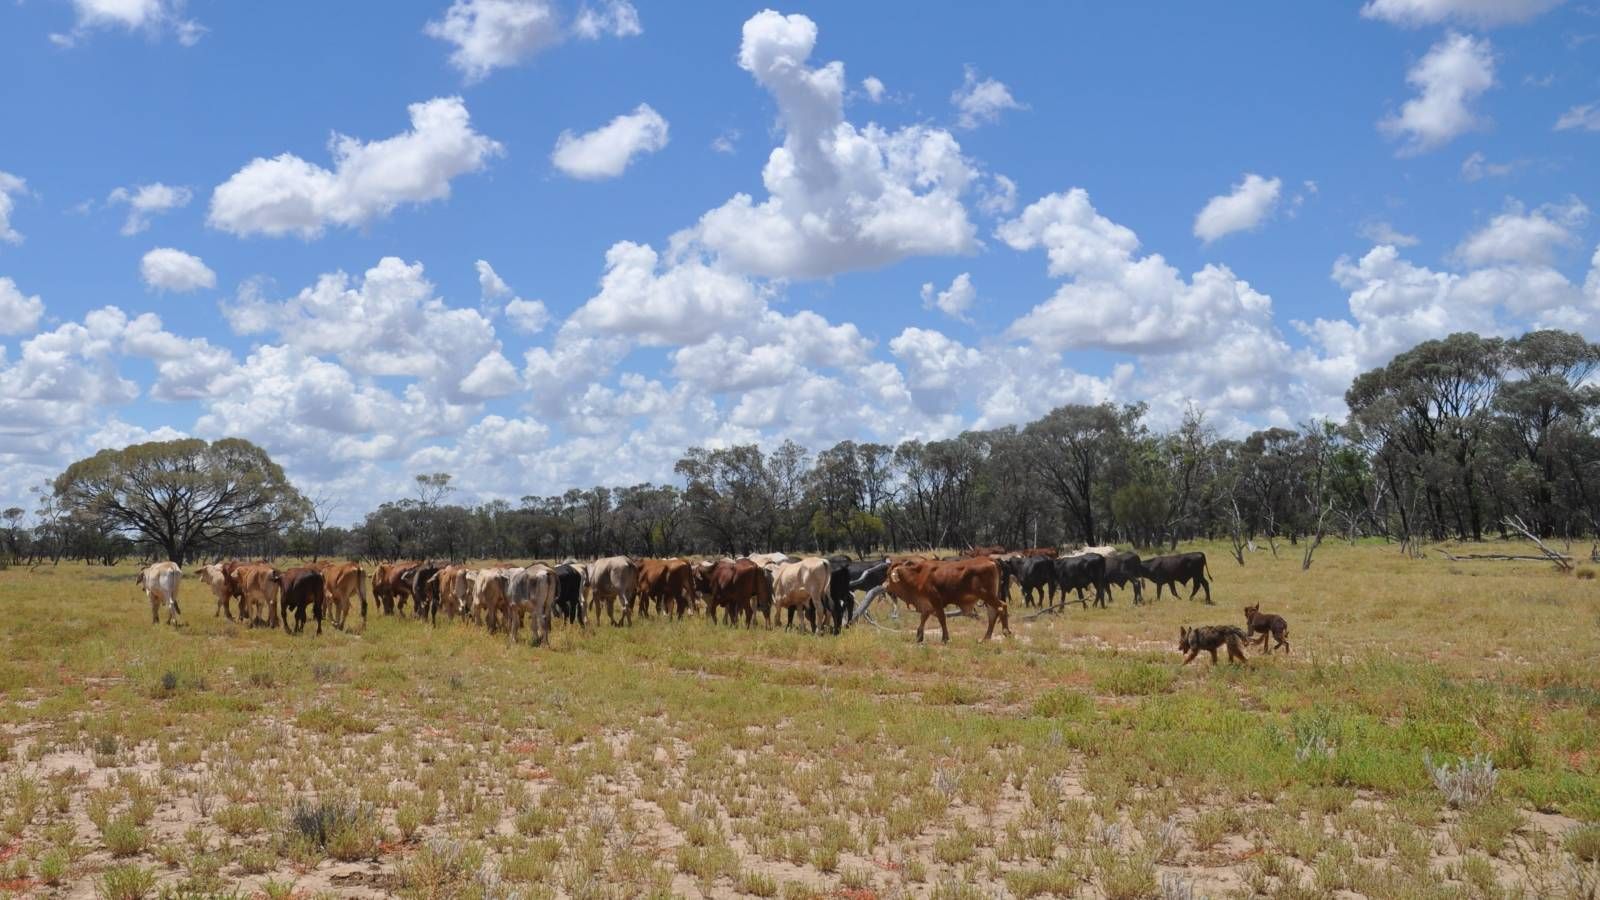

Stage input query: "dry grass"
[{"left": 0, "top": 540, "right": 1597, "bottom": 898}]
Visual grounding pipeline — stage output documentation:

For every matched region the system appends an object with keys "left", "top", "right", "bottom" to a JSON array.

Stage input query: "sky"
[{"left": 1, "top": 0, "right": 1598, "bottom": 522}]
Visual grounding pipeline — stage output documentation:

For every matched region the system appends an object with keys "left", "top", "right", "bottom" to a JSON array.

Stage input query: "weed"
[{"left": 1426, "top": 752, "right": 1499, "bottom": 809}]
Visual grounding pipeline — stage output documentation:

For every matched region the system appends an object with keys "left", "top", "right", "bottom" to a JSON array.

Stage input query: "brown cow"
[
  {"left": 374, "top": 561, "right": 420, "bottom": 616},
  {"left": 313, "top": 561, "right": 368, "bottom": 630},
  {"left": 884, "top": 557, "right": 1011, "bottom": 643},
  {"left": 1018, "top": 547, "right": 1059, "bottom": 558},
  {"left": 232, "top": 563, "right": 281, "bottom": 628},
  {"left": 432, "top": 565, "right": 471, "bottom": 620},
  {"left": 963, "top": 545, "right": 1009, "bottom": 557},
  {"left": 698, "top": 559, "right": 771, "bottom": 627},
  {"left": 638, "top": 558, "right": 696, "bottom": 619}
]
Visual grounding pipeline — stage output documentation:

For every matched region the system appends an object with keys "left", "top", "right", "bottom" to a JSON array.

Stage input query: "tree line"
[{"left": 7, "top": 329, "right": 1598, "bottom": 569}]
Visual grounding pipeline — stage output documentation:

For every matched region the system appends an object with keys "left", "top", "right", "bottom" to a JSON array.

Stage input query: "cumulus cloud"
[
  {"left": 426, "top": 0, "right": 639, "bottom": 82},
  {"left": 920, "top": 272, "right": 976, "bottom": 321},
  {"left": 107, "top": 183, "right": 191, "bottom": 235},
  {"left": 977, "top": 174, "right": 1018, "bottom": 216},
  {"left": 862, "top": 76, "right": 886, "bottom": 102},
  {"left": 1193, "top": 173, "right": 1282, "bottom": 243},
  {"left": 140, "top": 247, "right": 217, "bottom": 293},
  {"left": 691, "top": 10, "right": 978, "bottom": 279},
  {"left": 568, "top": 242, "right": 766, "bottom": 345},
  {"left": 208, "top": 96, "right": 502, "bottom": 239},
  {"left": 1555, "top": 103, "right": 1600, "bottom": 132},
  {"left": 1380, "top": 33, "right": 1495, "bottom": 155},
  {"left": 999, "top": 188, "right": 1276, "bottom": 353},
  {"left": 0, "top": 277, "right": 44, "bottom": 335},
  {"left": 1460, "top": 151, "right": 1521, "bottom": 180},
  {"left": 51, "top": 0, "right": 204, "bottom": 47},
  {"left": 1453, "top": 197, "right": 1588, "bottom": 266},
  {"left": 951, "top": 65, "right": 1025, "bottom": 129},
  {"left": 0, "top": 172, "right": 28, "bottom": 245},
  {"left": 477, "top": 259, "right": 550, "bottom": 333},
  {"left": 551, "top": 103, "right": 669, "bottom": 180},
  {"left": 1360, "top": 0, "right": 1563, "bottom": 27}
]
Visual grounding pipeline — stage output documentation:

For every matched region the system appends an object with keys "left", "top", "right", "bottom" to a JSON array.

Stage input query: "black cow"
[
  {"left": 1143, "top": 552, "right": 1212, "bottom": 603},
  {"left": 1053, "top": 553, "right": 1108, "bottom": 607},
  {"left": 273, "top": 568, "right": 326, "bottom": 635},
  {"left": 408, "top": 563, "right": 442, "bottom": 624},
  {"left": 1009, "top": 556, "right": 1056, "bottom": 608},
  {"left": 1103, "top": 550, "right": 1145, "bottom": 605},
  {"left": 553, "top": 564, "right": 586, "bottom": 626}
]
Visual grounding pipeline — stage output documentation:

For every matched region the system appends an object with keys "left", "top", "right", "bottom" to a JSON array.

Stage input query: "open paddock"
[{"left": 0, "top": 541, "right": 1597, "bottom": 899}]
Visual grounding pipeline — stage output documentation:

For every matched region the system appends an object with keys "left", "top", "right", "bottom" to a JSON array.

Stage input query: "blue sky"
[{"left": 2, "top": 0, "right": 1598, "bottom": 519}]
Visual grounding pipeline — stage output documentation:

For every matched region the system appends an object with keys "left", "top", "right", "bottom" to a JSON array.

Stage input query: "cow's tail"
[{"left": 1204, "top": 555, "right": 1213, "bottom": 581}]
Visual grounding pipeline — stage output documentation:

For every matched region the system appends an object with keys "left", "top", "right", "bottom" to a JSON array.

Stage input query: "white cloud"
[
  {"left": 0, "top": 277, "right": 44, "bottom": 335},
  {"left": 1453, "top": 198, "right": 1588, "bottom": 266},
  {"left": 1460, "top": 150, "right": 1521, "bottom": 180},
  {"left": 426, "top": 0, "right": 639, "bottom": 82},
  {"left": 1555, "top": 103, "right": 1600, "bottom": 132},
  {"left": 692, "top": 10, "right": 978, "bottom": 279},
  {"left": 208, "top": 96, "right": 502, "bottom": 239},
  {"left": 1361, "top": 0, "right": 1563, "bottom": 27},
  {"left": 951, "top": 65, "right": 1025, "bottom": 129},
  {"left": 425, "top": 0, "right": 563, "bottom": 81},
  {"left": 477, "top": 260, "right": 550, "bottom": 333},
  {"left": 476, "top": 259, "right": 512, "bottom": 299},
  {"left": 52, "top": 0, "right": 204, "bottom": 47},
  {"left": 568, "top": 242, "right": 765, "bottom": 345},
  {"left": 977, "top": 174, "right": 1018, "bottom": 216},
  {"left": 107, "top": 182, "right": 191, "bottom": 235},
  {"left": 0, "top": 172, "right": 28, "bottom": 245},
  {"left": 119, "top": 311, "right": 237, "bottom": 401},
  {"left": 1359, "top": 220, "right": 1421, "bottom": 247},
  {"left": 920, "top": 272, "right": 976, "bottom": 321},
  {"left": 573, "top": 0, "right": 641, "bottom": 39},
  {"left": 1193, "top": 173, "right": 1282, "bottom": 243},
  {"left": 551, "top": 103, "right": 669, "bottom": 180},
  {"left": 140, "top": 247, "right": 217, "bottom": 293},
  {"left": 710, "top": 129, "right": 740, "bottom": 154},
  {"left": 1000, "top": 188, "right": 1276, "bottom": 353},
  {"left": 862, "top": 76, "right": 886, "bottom": 102},
  {"left": 1380, "top": 33, "right": 1495, "bottom": 155}
]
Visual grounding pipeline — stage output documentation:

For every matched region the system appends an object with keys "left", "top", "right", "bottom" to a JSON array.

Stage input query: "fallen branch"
[
  {"left": 1503, "top": 515, "right": 1574, "bottom": 572},
  {"left": 1437, "top": 551, "right": 1572, "bottom": 564}
]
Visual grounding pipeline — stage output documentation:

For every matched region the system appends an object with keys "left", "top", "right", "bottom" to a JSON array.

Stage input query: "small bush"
[
  {"left": 1425, "top": 753, "right": 1498, "bottom": 809},
  {"left": 102, "top": 815, "right": 148, "bottom": 857},
  {"left": 1094, "top": 662, "right": 1175, "bottom": 696},
  {"left": 96, "top": 863, "right": 156, "bottom": 900},
  {"left": 1032, "top": 688, "right": 1092, "bottom": 718},
  {"left": 1565, "top": 824, "right": 1600, "bottom": 863}
]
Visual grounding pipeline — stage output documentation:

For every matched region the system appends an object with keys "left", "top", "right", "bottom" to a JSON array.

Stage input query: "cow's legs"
[
  {"left": 935, "top": 607, "right": 950, "bottom": 643},
  {"left": 915, "top": 610, "right": 930, "bottom": 643},
  {"left": 981, "top": 601, "right": 998, "bottom": 641},
  {"left": 1200, "top": 577, "right": 1212, "bottom": 604}
]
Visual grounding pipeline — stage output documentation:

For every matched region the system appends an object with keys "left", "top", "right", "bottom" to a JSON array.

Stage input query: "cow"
[
  {"left": 1102, "top": 551, "right": 1145, "bottom": 605},
  {"left": 586, "top": 556, "right": 639, "bottom": 627},
  {"left": 406, "top": 562, "right": 443, "bottom": 624},
  {"left": 1019, "top": 547, "right": 1059, "bottom": 558},
  {"left": 507, "top": 564, "right": 558, "bottom": 646},
  {"left": 963, "top": 545, "right": 1009, "bottom": 558},
  {"left": 745, "top": 552, "right": 790, "bottom": 568},
  {"left": 700, "top": 559, "right": 771, "bottom": 627},
  {"left": 638, "top": 558, "right": 696, "bottom": 620},
  {"left": 825, "top": 557, "right": 875, "bottom": 631},
  {"left": 136, "top": 562, "right": 182, "bottom": 625},
  {"left": 883, "top": 557, "right": 1010, "bottom": 643},
  {"left": 315, "top": 561, "right": 368, "bottom": 630},
  {"left": 229, "top": 563, "right": 280, "bottom": 628},
  {"left": 432, "top": 565, "right": 472, "bottom": 621},
  {"left": 466, "top": 568, "right": 513, "bottom": 631},
  {"left": 192, "top": 563, "right": 233, "bottom": 620},
  {"left": 771, "top": 558, "right": 831, "bottom": 631},
  {"left": 272, "top": 567, "right": 326, "bottom": 635},
  {"left": 552, "top": 563, "right": 586, "bottom": 627},
  {"left": 1143, "top": 552, "right": 1213, "bottom": 603},
  {"left": 1052, "top": 553, "right": 1108, "bottom": 608},
  {"left": 1005, "top": 556, "right": 1057, "bottom": 608},
  {"left": 374, "top": 561, "right": 420, "bottom": 616}
]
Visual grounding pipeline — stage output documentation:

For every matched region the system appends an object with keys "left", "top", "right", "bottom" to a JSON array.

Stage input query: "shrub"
[
  {"left": 1425, "top": 753, "right": 1498, "bottom": 809},
  {"left": 96, "top": 863, "right": 156, "bottom": 900}
]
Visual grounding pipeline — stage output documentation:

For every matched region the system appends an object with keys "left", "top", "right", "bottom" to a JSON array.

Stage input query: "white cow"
[
  {"left": 507, "top": 564, "right": 558, "bottom": 646},
  {"left": 771, "top": 557, "right": 831, "bottom": 631},
  {"left": 192, "top": 563, "right": 233, "bottom": 620},
  {"left": 138, "top": 561, "right": 183, "bottom": 625}
]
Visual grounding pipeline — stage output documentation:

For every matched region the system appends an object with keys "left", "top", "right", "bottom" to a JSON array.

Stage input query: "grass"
[{"left": 0, "top": 540, "right": 1596, "bottom": 896}]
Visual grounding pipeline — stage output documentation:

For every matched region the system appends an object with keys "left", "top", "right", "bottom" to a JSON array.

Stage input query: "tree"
[{"left": 52, "top": 438, "right": 308, "bottom": 565}]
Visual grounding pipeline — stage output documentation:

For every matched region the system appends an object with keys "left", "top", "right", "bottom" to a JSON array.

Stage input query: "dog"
[
  {"left": 1178, "top": 625, "right": 1249, "bottom": 665},
  {"left": 1243, "top": 604, "right": 1290, "bottom": 654}
]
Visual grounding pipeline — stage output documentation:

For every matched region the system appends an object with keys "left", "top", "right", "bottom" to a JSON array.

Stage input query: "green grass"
[{"left": 0, "top": 540, "right": 1596, "bottom": 896}]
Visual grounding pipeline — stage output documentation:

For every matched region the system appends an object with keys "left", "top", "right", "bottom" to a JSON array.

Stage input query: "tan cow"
[
  {"left": 192, "top": 563, "right": 234, "bottom": 620},
  {"left": 745, "top": 552, "right": 790, "bottom": 567},
  {"left": 137, "top": 561, "right": 182, "bottom": 625},
  {"left": 586, "top": 556, "right": 639, "bottom": 626},
  {"left": 432, "top": 565, "right": 472, "bottom": 620},
  {"left": 232, "top": 563, "right": 281, "bottom": 628},
  {"left": 373, "top": 560, "right": 420, "bottom": 616},
  {"left": 313, "top": 561, "right": 368, "bottom": 630},
  {"left": 507, "top": 564, "right": 557, "bottom": 646},
  {"left": 770, "top": 557, "right": 831, "bottom": 631},
  {"left": 466, "top": 568, "right": 513, "bottom": 632},
  {"left": 884, "top": 557, "right": 1010, "bottom": 643}
]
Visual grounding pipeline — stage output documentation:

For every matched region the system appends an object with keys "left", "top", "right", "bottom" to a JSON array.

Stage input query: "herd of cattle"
[{"left": 131, "top": 546, "right": 1218, "bottom": 645}]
